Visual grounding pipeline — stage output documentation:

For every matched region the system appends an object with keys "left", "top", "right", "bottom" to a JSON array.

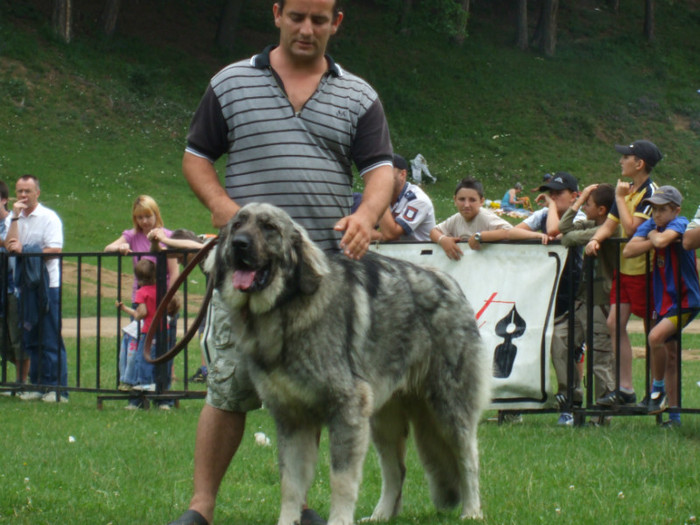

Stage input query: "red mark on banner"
[{"left": 476, "top": 292, "right": 516, "bottom": 320}]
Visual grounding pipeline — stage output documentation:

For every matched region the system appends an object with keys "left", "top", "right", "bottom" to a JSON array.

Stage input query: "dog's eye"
[{"left": 262, "top": 221, "right": 277, "bottom": 232}]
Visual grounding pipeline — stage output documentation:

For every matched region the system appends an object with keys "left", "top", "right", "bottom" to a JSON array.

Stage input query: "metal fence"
[
  {"left": 0, "top": 250, "right": 206, "bottom": 408},
  {"left": 0, "top": 242, "right": 698, "bottom": 421}
]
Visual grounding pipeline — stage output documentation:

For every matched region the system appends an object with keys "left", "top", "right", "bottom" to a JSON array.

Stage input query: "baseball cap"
[
  {"left": 614, "top": 140, "right": 663, "bottom": 168},
  {"left": 538, "top": 171, "right": 579, "bottom": 192},
  {"left": 643, "top": 185, "right": 682, "bottom": 207},
  {"left": 392, "top": 154, "right": 409, "bottom": 172}
]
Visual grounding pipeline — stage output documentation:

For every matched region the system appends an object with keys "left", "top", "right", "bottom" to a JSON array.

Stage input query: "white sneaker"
[
  {"left": 139, "top": 383, "right": 156, "bottom": 392},
  {"left": 42, "top": 392, "right": 69, "bottom": 403},
  {"left": 19, "top": 391, "right": 44, "bottom": 401}
]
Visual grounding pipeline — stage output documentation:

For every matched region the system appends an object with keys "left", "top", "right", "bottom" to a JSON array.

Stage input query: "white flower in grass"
[
  {"left": 69, "top": 436, "right": 76, "bottom": 443},
  {"left": 617, "top": 491, "right": 625, "bottom": 499}
]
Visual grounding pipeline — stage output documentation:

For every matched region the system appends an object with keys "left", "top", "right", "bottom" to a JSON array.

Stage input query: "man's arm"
[
  {"left": 584, "top": 217, "right": 619, "bottom": 256},
  {"left": 334, "top": 164, "right": 393, "bottom": 259},
  {"left": 377, "top": 208, "right": 405, "bottom": 241},
  {"left": 183, "top": 152, "right": 239, "bottom": 228},
  {"left": 648, "top": 228, "right": 681, "bottom": 250},
  {"left": 508, "top": 222, "right": 549, "bottom": 244}
]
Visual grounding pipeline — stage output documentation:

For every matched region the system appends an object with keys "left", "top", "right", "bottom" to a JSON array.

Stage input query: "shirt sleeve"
[
  {"left": 185, "top": 85, "right": 230, "bottom": 162},
  {"left": 395, "top": 198, "right": 432, "bottom": 235},
  {"left": 351, "top": 98, "right": 393, "bottom": 177},
  {"left": 43, "top": 212, "right": 63, "bottom": 249},
  {"left": 634, "top": 218, "right": 654, "bottom": 238}
]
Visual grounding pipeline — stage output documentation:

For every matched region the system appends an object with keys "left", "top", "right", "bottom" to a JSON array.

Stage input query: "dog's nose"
[{"left": 232, "top": 232, "right": 252, "bottom": 253}]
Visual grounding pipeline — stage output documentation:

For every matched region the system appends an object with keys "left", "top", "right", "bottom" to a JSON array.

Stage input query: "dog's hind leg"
[
  {"left": 411, "top": 400, "right": 464, "bottom": 513},
  {"left": 419, "top": 396, "right": 483, "bottom": 520},
  {"left": 276, "top": 424, "right": 320, "bottom": 525},
  {"left": 368, "top": 398, "right": 409, "bottom": 521}
]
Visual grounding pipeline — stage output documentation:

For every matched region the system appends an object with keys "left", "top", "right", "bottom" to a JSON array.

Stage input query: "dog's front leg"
[
  {"left": 276, "top": 424, "right": 320, "bottom": 525},
  {"left": 327, "top": 413, "right": 371, "bottom": 525}
]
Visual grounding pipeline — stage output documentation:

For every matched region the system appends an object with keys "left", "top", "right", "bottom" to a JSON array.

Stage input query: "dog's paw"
[{"left": 459, "top": 507, "right": 484, "bottom": 521}]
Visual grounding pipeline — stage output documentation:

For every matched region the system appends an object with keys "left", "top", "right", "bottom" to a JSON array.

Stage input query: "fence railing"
[
  {"left": 0, "top": 250, "right": 207, "bottom": 407},
  {"left": 0, "top": 242, "right": 698, "bottom": 421}
]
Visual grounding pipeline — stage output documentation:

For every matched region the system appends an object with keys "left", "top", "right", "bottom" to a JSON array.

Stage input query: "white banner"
[{"left": 371, "top": 242, "right": 568, "bottom": 409}]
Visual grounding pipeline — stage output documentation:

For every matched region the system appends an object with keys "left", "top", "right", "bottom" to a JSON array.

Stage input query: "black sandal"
[{"left": 167, "top": 509, "right": 209, "bottom": 525}]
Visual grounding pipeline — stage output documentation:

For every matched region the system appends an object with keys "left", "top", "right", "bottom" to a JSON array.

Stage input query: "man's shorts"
[
  {"left": 201, "top": 289, "right": 262, "bottom": 413},
  {"left": 609, "top": 272, "right": 651, "bottom": 319}
]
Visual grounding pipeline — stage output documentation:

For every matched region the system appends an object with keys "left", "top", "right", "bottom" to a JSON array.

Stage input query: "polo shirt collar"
[{"left": 251, "top": 45, "right": 342, "bottom": 77}]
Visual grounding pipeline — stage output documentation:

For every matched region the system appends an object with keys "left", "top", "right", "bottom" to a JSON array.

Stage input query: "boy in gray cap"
[{"left": 623, "top": 185, "right": 700, "bottom": 427}]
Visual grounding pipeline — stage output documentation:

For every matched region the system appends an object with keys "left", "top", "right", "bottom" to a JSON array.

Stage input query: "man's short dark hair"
[
  {"left": 454, "top": 177, "right": 484, "bottom": 199},
  {"left": 18, "top": 174, "right": 40, "bottom": 192},
  {"left": 276, "top": 0, "right": 342, "bottom": 19},
  {"left": 590, "top": 183, "right": 614, "bottom": 213}
]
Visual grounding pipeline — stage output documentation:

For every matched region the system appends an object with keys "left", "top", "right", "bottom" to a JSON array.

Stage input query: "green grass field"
[
  {"left": 1, "top": 362, "right": 699, "bottom": 525},
  {"left": 1, "top": 1, "right": 700, "bottom": 523}
]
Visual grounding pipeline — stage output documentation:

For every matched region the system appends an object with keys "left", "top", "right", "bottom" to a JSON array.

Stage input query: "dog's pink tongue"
[{"left": 233, "top": 270, "right": 256, "bottom": 290}]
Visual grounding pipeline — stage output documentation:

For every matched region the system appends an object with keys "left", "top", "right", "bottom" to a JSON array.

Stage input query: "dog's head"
[{"left": 207, "top": 203, "right": 330, "bottom": 314}]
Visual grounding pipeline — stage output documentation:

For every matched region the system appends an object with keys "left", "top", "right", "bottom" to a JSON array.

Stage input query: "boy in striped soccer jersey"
[
  {"left": 623, "top": 186, "right": 700, "bottom": 427},
  {"left": 585, "top": 139, "right": 662, "bottom": 408}
]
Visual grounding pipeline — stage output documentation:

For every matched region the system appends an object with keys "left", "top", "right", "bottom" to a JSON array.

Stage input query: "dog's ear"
[{"left": 294, "top": 225, "right": 330, "bottom": 295}]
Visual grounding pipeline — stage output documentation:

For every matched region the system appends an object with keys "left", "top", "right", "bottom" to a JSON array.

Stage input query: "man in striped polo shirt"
[{"left": 171, "top": 1, "right": 394, "bottom": 524}]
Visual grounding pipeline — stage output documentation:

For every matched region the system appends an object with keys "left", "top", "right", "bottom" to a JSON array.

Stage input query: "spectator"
[
  {"left": 5, "top": 175, "right": 67, "bottom": 403},
  {"left": 104, "top": 195, "right": 179, "bottom": 303},
  {"left": 377, "top": 154, "right": 436, "bottom": 241},
  {"left": 682, "top": 203, "right": 700, "bottom": 253},
  {"left": 171, "top": 0, "right": 394, "bottom": 523},
  {"left": 501, "top": 182, "right": 527, "bottom": 212},
  {"left": 623, "top": 186, "right": 700, "bottom": 428},
  {"left": 430, "top": 177, "right": 511, "bottom": 260},
  {"left": 585, "top": 140, "right": 662, "bottom": 409},
  {"left": 116, "top": 258, "right": 159, "bottom": 395},
  {"left": 508, "top": 171, "right": 584, "bottom": 425},
  {"left": 560, "top": 183, "right": 617, "bottom": 425},
  {"left": 0, "top": 180, "right": 27, "bottom": 386},
  {"left": 530, "top": 173, "right": 553, "bottom": 193}
]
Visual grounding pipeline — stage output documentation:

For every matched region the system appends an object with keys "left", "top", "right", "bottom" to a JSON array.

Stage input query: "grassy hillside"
[{"left": 1, "top": 0, "right": 699, "bottom": 251}]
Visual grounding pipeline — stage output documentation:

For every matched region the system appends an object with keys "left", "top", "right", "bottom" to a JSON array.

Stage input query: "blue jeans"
[{"left": 24, "top": 287, "right": 68, "bottom": 390}]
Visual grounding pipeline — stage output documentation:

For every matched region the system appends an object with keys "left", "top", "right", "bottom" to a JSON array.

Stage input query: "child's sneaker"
[
  {"left": 557, "top": 412, "right": 574, "bottom": 426},
  {"left": 646, "top": 392, "right": 668, "bottom": 415},
  {"left": 118, "top": 383, "right": 133, "bottom": 392},
  {"left": 190, "top": 366, "right": 208, "bottom": 383}
]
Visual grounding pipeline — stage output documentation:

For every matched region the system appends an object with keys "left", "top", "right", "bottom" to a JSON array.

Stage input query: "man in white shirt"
[
  {"left": 378, "top": 154, "right": 436, "bottom": 241},
  {"left": 5, "top": 175, "right": 67, "bottom": 402}
]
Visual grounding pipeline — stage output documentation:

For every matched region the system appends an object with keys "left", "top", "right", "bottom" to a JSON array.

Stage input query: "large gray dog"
[{"left": 208, "top": 202, "right": 490, "bottom": 525}]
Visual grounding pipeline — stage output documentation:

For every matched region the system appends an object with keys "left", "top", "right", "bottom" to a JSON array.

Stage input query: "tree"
[
  {"left": 453, "top": 0, "right": 470, "bottom": 45},
  {"left": 515, "top": 0, "right": 528, "bottom": 50},
  {"left": 101, "top": 0, "right": 121, "bottom": 37},
  {"left": 216, "top": 0, "right": 246, "bottom": 51},
  {"left": 532, "top": 0, "right": 558, "bottom": 57},
  {"left": 52, "top": 0, "right": 73, "bottom": 43},
  {"left": 644, "top": 0, "right": 655, "bottom": 42}
]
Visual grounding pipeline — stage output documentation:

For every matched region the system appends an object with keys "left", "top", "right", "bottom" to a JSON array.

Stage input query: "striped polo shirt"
[{"left": 186, "top": 46, "right": 393, "bottom": 252}]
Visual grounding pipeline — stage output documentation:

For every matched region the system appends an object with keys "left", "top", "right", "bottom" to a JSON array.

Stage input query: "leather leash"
[{"left": 143, "top": 236, "right": 218, "bottom": 365}]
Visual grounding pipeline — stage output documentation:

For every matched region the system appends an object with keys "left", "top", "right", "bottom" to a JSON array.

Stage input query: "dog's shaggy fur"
[{"left": 209, "top": 203, "right": 490, "bottom": 525}]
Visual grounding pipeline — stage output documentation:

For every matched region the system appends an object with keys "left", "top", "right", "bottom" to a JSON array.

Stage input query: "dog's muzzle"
[{"left": 231, "top": 232, "right": 271, "bottom": 292}]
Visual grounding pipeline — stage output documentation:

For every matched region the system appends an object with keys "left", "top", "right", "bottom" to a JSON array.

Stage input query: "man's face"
[
  {"left": 582, "top": 196, "right": 604, "bottom": 222},
  {"left": 651, "top": 203, "right": 679, "bottom": 228},
  {"left": 15, "top": 179, "right": 39, "bottom": 210},
  {"left": 392, "top": 167, "right": 407, "bottom": 199},
  {"left": 274, "top": 0, "right": 342, "bottom": 63}
]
